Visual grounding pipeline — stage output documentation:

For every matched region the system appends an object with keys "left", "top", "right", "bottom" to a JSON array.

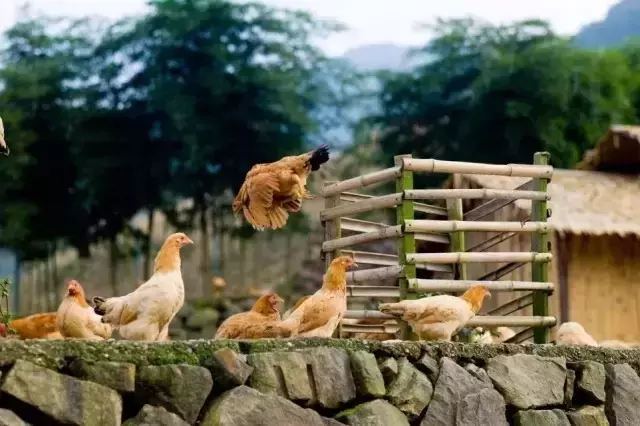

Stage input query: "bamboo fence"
[{"left": 321, "top": 152, "right": 556, "bottom": 343}]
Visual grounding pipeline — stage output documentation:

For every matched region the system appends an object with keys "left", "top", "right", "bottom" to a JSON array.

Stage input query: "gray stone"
[
  {"left": 416, "top": 354, "right": 440, "bottom": 383},
  {"left": 123, "top": 405, "right": 189, "bottom": 426},
  {"left": 137, "top": 364, "right": 213, "bottom": 424},
  {"left": 566, "top": 406, "right": 609, "bottom": 426},
  {"left": 421, "top": 357, "right": 491, "bottom": 426},
  {"left": 605, "top": 364, "right": 640, "bottom": 426},
  {"left": 464, "top": 364, "right": 492, "bottom": 387},
  {"left": 386, "top": 358, "right": 432, "bottom": 419},
  {"left": 378, "top": 358, "right": 398, "bottom": 384},
  {"left": 515, "top": 410, "right": 571, "bottom": 426},
  {"left": 336, "top": 400, "right": 409, "bottom": 426},
  {"left": 349, "top": 351, "right": 385, "bottom": 398},
  {"left": 566, "top": 370, "right": 576, "bottom": 408},
  {"left": 571, "top": 362, "right": 606, "bottom": 405},
  {"left": 247, "top": 348, "right": 356, "bottom": 409},
  {"left": 0, "top": 409, "right": 29, "bottom": 426},
  {"left": 322, "top": 418, "right": 346, "bottom": 426},
  {"left": 487, "top": 355, "right": 567, "bottom": 409},
  {"left": 1, "top": 359, "right": 122, "bottom": 426},
  {"left": 456, "top": 388, "right": 508, "bottom": 426},
  {"left": 69, "top": 359, "right": 136, "bottom": 393},
  {"left": 201, "top": 385, "right": 329, "bottom": 426},
  {"left": 209, "top": 348, "right": 254, "bottom": 391}
]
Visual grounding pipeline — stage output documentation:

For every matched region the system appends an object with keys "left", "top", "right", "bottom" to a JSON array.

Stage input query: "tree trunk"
[
  {"left": 143, "top": 208, "right": 155, "bottom": 281},
  {"left": 109, "top": 236, "right": 119, "bottom": 297}
]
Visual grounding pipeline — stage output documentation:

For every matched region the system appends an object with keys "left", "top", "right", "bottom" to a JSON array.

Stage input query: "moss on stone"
[{"left": 1, "top": 339, "right": 640, "bottom": 373}]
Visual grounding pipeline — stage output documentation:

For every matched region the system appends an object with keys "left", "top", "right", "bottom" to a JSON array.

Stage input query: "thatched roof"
[
  {"left": 576, "top": 125, "right": 640, "bottom": 172},
  {"left": 462, "top": 169, "right": 640, "bottom": 237}
]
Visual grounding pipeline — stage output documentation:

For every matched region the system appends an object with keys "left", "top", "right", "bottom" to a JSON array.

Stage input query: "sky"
[{"left": 0, "top": 0, "right": 621, "bottom": 56}]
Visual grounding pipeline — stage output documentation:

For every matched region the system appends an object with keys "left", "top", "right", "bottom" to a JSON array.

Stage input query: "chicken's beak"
[
  {"left": 351, "top": 261, "right": 358, "bottom": 269},
  {"left": 185, "top": 236, "right": 194, "bottom": 245},
  {"left": 486, "top": 292, "right": 492, "bottom": 299}
]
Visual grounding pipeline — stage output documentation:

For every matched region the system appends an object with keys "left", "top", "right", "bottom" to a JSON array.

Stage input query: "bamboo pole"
[
  {"left": 346, "top": 265, "right": 404, "bottom": 284},
  {"left": 405, "top": 220, "right": 549, "bottom": 233},
  {"left": 322, "top": 225, "right": 403, "bottom": 253},
  {"left": 346, "top": 286, "right": 402, "bottom": 298},
  {"left": 341, "top": 323, "right": 399, "bottom": 334},
  {"left": 395, "top": 154, "right": 416, "bottom": 340},
  {"left": 321, "top": 167, "right": 402, "bottom": 197},
  {"left": 446, "top": 189, "right": 467, "bottom": 281},
  {"left": 405, "top": 188, "right": 550, "bottom": 201},
  {"left": 402, "top": 158, "right": 554, "bottom": 178},
  {"left": 407, "top": 279, "right": 555, "bottom": 292},
  {"left": 322, "top": 181, "right": 342, "bottom": 338},
  {"left": 531, "top": 152, "right": 552, "bottom": 344},
  {"left": 407, "top": 252, "right": 553, "bottom": 264},
  {"left": 340, "top": 217, "right": 389, "bottom": 234},
  {"left": 320, "top": 193, "right": 403, "bottom": 221},
  {"left": 341, "top": 191, "right": 447, "bottom": 216},
  {"left": 344, "top": 310, "right": 557, "bottom": 327},
  {"left": 341, "top": 250, "right": 399, "bottom": 266}
]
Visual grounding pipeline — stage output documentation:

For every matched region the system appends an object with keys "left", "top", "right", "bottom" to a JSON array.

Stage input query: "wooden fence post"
[
  {"left": 394, "top": 155, "right": 416, "bottom": 340},
  {"left": 531, "top": 152, "right": 551, "bottom": 343},
  {"left": 322, "top": 181, "right": 342, "bottom": 337}
]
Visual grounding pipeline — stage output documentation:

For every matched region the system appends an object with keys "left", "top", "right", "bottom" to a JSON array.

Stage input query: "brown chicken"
[
  {"left": 379, "top": 285, "right": 491, "bottom": 341},
  {"left": 0, "top": 312, "right": 62, "bottom": 339},
  {"left": 56, "top": 280, "right": 112, "bottom": 340},
  {"left": 215, "top": 293, "right": 300, "bottom": 339},
  {"left": 281, "top": 295, "right": 311, "bottom": 320},
  {"left": 93, "top": 232, "right": 193, "bottom": 341},
  {"left": 0, "top": 116, "right": 8, "bottom": 156},
  {"left": 284, "top": 256, "right": 357, "bottom": 337},
  {"left": 232, "top": 145, "right": 330, "bottom": 230}
]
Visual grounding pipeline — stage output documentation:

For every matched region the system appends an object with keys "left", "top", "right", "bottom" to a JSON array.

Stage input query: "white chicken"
[
  {"left": 379, "top": 285, "right": 491, "bottom": 341},
  {"left": 93, "top": 232, "right": 193, "bottom": 341},
  {"left": 555, "top": 322, "right": 598, "bottom": 346}
]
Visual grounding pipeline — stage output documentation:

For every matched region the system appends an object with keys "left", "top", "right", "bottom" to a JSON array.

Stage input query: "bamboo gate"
[{"left": 320, "top": 152, "right": 556, "bottom": 344}]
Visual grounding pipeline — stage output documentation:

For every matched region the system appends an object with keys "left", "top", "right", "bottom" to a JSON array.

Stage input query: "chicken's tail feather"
[
  {"left": 378, "top": 303, "right": 405, "bottom": 318},
  {"left": 309, "top": 144, "right": 330, "bottom": 171},
  {"left": 93, "top": 296, "right": 107, "bottom": 316}
]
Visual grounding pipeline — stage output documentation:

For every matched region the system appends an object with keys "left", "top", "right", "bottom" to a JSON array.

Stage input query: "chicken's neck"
[
  {"left": 70, "top": 293, "right": 90, "bottom": 308},
  {"left": 460, "top": 294, "right": 484, "bottom": 313},
  {"left": 154, "top": 245, "right": 181, "bottom": 274},
  {"left": 322, "top": 267, "right": 347, "bottom": 292}
]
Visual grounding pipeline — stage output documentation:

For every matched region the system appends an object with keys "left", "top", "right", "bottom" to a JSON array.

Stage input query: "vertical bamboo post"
[
  {"left": 322, "top": 181, "right": 342, "bottom": 337},
  {"left": 531, "top": 152, "right": 551, "bottom": 343},
  {"left": 395, "top": 155, "right": 416, "bottom": 340},
  {"left": 447, "top": 174, "right": 467, "bottom": 282}
]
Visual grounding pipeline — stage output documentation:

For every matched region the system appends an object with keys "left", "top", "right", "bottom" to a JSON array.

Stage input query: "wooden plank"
[{"left": 464, "top": 181, "right": 534, "bottom": 221}]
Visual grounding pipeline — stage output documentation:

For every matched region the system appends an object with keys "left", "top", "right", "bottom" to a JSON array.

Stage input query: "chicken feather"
[
  {"left": 56, "top": 280, "right": 112, "bottom": 340},
  {"left": 0, "top": 116, "right": 8, "bottom": 156}
]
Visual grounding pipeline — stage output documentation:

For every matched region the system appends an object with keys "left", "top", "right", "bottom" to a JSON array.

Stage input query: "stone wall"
[{"left": 0, "top": 339, "right": 639, "bottom": 425}]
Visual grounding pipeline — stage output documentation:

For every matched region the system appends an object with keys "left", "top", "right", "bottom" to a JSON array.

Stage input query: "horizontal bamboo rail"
[
  {"left": 408, "top": 279, "right": 554, "bottom": 292},
  {"left": 321, "top": 193, "right": 403, "bottom": 221},
  {"left": 341, "top": 250, "right": 452, "bottom": 273},
  {"left": 341, "top": 323, "right": 398, "bottom": 335},
  {"left": 322, "top": 225, "right": 403, "bottom": 252},
  {"left": 321, "top": 167, "right": 402, "bottom": 197},
  {"left": 405, "top": 188, "right": 549, "bottom": 201},
  {"left": 344, "top": 311, "right": 557, "bottom": 327},
  {"left": 487, "top": 294, "right": 534, "bottom": 316},
  {"left": 407, "top": 252, "right": 553, "bottom": 264},
  {"left": 341, "top": 217, "right": 449, "bottom": 244},
  {"left": 402, "top": 158, "right": 553, "bottom": 178},
  {"left": 464, "top": 181, "right": 534, "bottom": 221},
  {"left": 346, "top": 286, "right": 401, "bottom": 298},
  {"left": 405, "top": 220, "right": 549, "bottom": 233},
  {"left": 340, "top": 191, "right": 447, "bottom": 217},
  {"left": 346, "top": 266, "right": 404, "bottom": 284}
]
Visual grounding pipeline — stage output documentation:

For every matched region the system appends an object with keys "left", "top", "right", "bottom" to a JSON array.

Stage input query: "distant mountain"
[
  {"left": 575, "top": 0, "right": 640, "bottom": 48},
  {"left": 340, "top": 43, "right": 414, "bottom": 71}
]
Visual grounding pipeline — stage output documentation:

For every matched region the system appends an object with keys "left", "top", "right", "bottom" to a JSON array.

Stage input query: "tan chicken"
[
  {"left": 0, "top": 312, "right": 62, "bottom": 339},
  {"left": 232, "top": 145, "right": 330, "bottom": 230},
  {"left": 56, "top": 280, "right": 112, "bottom": 340},
  {"left": 378, "top": 285, "right": 491, "bottom": 341},
  {"left": 469, "top": 326, "right": 517, "bottom": 344},
  {"left": 284, "top": 256, "right": 357, "bottom": 338},
  {"left": 555, "top": 322, "right": 598, "bottom": 346},
  {"left": 93, "top": 232, "right": 193, "bottom": 341},
  {"left": 215, "top": 293, "right": 301, "bottom": 339},
  {"left": 0, "top": 116, "right": 8, "bottom": 156},
  {"left": 282, "top": 295, "right": 311, "bottom": 320}
]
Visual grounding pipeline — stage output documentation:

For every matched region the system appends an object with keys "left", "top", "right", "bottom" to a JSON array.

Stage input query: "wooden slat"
[
  {"left": 403, "top": 158, "right": 554, "bottom": 178},
  {"left": 407, "top": 252, "right": 553, "bottom": 264},
  {"left": 322, "top": 225, "right": 403, "bottom": 252},
  {"left": 405, "top": 188, "right": 549, "bottom": 201},
  {"left": 340, "top": 191, "right": 448, "bottom": 217},
  {"left": 464, "top": 181, "right": 533, "bottom": 221},
  {"left": 408, "top": 279, "right": 554, "bottom": 292},
  {"left": 321, "top": 167, "right": 402, "bottom": 197},
  {"left": 321, "top": 193, "right": 403, "bottom": 221}
]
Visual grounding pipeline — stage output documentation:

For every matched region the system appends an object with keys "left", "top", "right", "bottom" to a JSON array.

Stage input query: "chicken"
[
  {"left": 0, "top": 116, "right": 8, "bottom": 156},
  {"left": 232, "top": 145, "right": 330, "bottom": 230},
  {"left": 93, "top": 232, "right": 193, "bottom": 341},
  {"left": 0, "top": 312, "right": 61, "bottom": 339},
  {"left": 215, "top": 293, "right": 301, "bottom": 339},
  {"left": 493, "top": 326, "right": 516, "bottom": 343},
  {"left": 346, "top": 318, "right": 398, "bottom": 341},
  {"left": 282, "top": 295, "right": 311, "bottom": 320},
  {"left": 56, "top": 280, "right": 112, "bottom": 340},
  {"left": 378, "top": 285, "right": 491, "bottom": 341},
  {"left": 465, "top": 326, "right": 517, "bottom": 344},
  {"left": 555, "top": 322, "right": 598, "bottom": 346},
  {"left": 284, "top": 256, "right": 357, "bottom": 338}
]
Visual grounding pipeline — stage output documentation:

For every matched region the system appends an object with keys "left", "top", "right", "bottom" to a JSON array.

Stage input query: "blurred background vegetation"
[{"left": 1, "top": 0, "right": 640, "bottom": 335}]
